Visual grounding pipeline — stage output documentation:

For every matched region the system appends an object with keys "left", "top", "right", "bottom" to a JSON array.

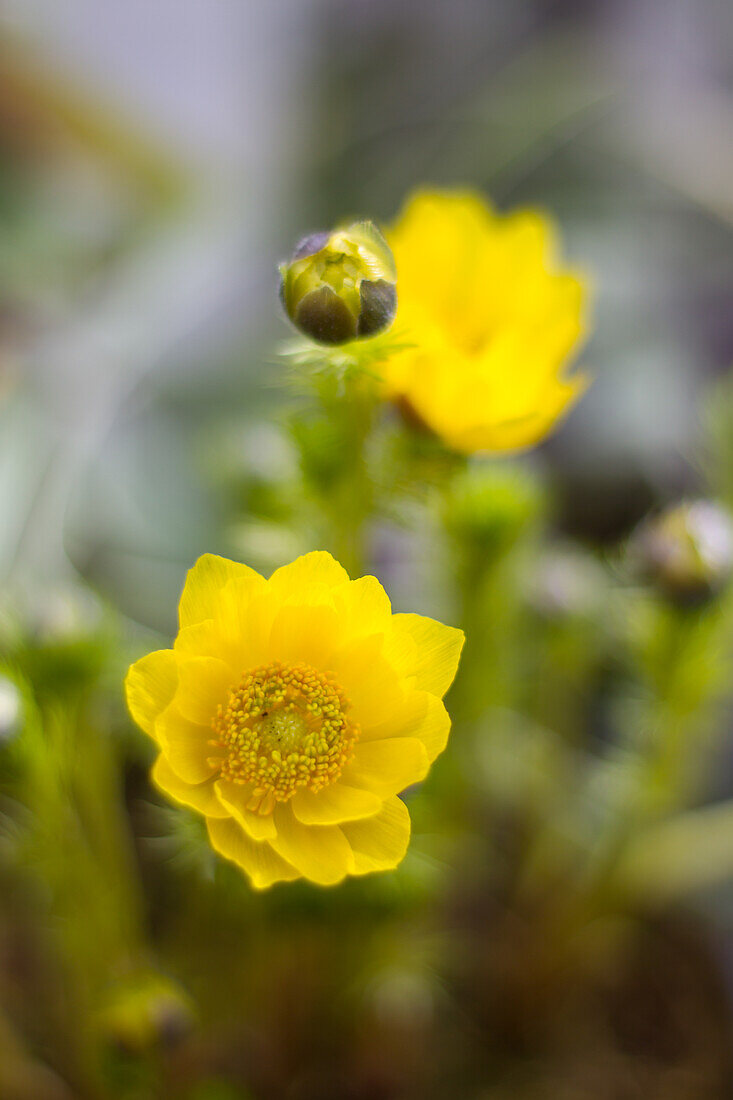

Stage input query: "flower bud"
[
  {"left": 630, "top": 500, "right": 733, "bottom": 604},
  {"left": 96, "top": 973, "right": 194, "bottom": 1053},
  {"left": 279, "top": 220, "right": 397, "bottom": 345},
  {"left": 443, "top": 463, "right": 544, "bottom": 557}
]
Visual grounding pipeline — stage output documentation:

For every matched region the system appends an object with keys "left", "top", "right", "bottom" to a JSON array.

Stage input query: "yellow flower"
[
  {"left": 380, "top": 189, "right": 589, "bottom": 454},
  {"left": 125, "top": 552, "right": 463, "bottom": 889}
]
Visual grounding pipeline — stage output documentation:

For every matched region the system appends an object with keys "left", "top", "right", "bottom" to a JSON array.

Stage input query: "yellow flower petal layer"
[
  {"left": 173, "top": 656, "right": 233, "bottom": 727},
  {"left": 179, "top": 553, "right": 265, "bottom": 629},
  {"left": 206, "top": 817, "right": 300, "bottom": 889},
  {"left": 270, "top": 804, "right": 353, "bottom": 886},
  {"left": 268, "top": 551, "right": 349, "bottom": 597},
  {"left": 389, "top": 613, "right": 465, "bottom": 697},
  {"left": 341, "top": 738, "right": 429, "bottom": 796},
  {"left": 125, "top": 650, "right": 178, "bottom": 741},
  {"left": 341, "top": 797, "right": 411, "bottom": 875},
  {"left": 332, "top": 575, "right": 392, "bottom": 637},
  {"left": 157, "top": 703, "right": 221, "bottom": 784},
  {"left": 214, "top": 780, "right": 278, "bottom": 840},
  {"left": 291, "top": 782, "right": 382, "bottom": 826},
  {"left": 152, "top": 756, "right": 228, "bottom": 819}
]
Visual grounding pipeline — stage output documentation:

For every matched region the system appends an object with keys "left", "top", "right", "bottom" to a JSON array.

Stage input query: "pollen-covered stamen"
[{"left": 212, "top": 661, "right": 358, "bottom": 813}]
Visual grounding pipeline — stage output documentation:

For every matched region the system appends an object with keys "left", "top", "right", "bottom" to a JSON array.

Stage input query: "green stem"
[
  {"left": 579, "top": 602, "right": 729, "bottom": 912},
  {"left": 292, "top": 366, "right": 378, "bottom": 577},
  {"left": 329, "top": 374, "right": 377, "bottom": 578}
]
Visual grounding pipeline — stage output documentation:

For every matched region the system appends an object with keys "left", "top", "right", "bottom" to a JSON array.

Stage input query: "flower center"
[{"left": 212, "top": 662, "right": 358, "bottom": 815}]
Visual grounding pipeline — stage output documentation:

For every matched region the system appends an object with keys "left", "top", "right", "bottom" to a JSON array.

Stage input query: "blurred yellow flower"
[
  {"left": 126, "top": 552, "right": 463, "bottom": 889},
  {"left": 381, "top": 189, "right": 589, "bottom": 453}
]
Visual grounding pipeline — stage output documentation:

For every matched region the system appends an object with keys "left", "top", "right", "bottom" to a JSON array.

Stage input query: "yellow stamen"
[{"left": 212, "top": 661, "right": 358, "bottom": 814}]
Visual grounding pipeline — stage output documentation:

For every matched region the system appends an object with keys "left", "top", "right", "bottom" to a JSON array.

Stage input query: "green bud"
[
  {"left": 96, "top": 972, "right": 194, "bottom": 1053},
  {"left": 279, "top": 220, "right": 397, "bottom": 345},
  {"left": 443, "top": 463, "right": 545, "bottom": 556},
  {"left": 630, "top": 500, "right": 733, "bottom": 605}
]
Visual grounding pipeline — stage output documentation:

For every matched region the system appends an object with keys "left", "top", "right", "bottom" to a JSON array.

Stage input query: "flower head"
[
  {"left": 279, "top": 221, "right": 397, "bottom": 345},
  {"left": 126, "top": 552, "right": 463, "bottom": 888},
  {"left": 380, "top": 190, "right": 589, "bottom": 454}
]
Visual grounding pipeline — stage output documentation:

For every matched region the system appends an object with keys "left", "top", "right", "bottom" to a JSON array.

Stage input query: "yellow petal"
[
  {"left": 450, "top": 374, "right": 586, "bottom": 453},
  {"left": 157, "top": 703, "right": 221, "bottom": 784},
  {"left": 497, "top": 208, "right": 558, "bottom": 280},
  {"left": 125, "top": 650, "right": 178, "bottom": 740},
  {"left": 409, "top": 694, "right": 451, "bottom": 761},
  {"left": 291, "top": 782, "right": 382, "bottom": 826},
  {"left": 360, "top": 692, "right": 451, "bottom": 762},
  {"left": 332, "top": 576, "right": 392, "bottom": 638},
  {"left": 341, "top": 738, "right": 429, "bottom": 797},
  {"left": 389, "top": 191, "right": 495, "bottom": 327},
  {"left": 265, "top": 600, "right": 341, "bottom": 667},
  {"left": 357, "top": 690, "right": 426, "bottom": 742},
  {"left": 179, "top": 554, "right": 265, "bottom": 629},
  {"left": 269, "top": 804, "right": 353, "bottom": 885},
  {"left": 216, "top": 583, "right": 278, "bottom": 670},
  {"left": 390, "top": 614, "right": 464, "bottom": 697},
  {"left": 174, "top": 656, "right": 233, "bottom": 726},
  {"left": 214, "top": 780, "right": 277, "bottom": 840},
  {"left": 331, "top": 637, "right": 407, "bottom": 729},
  {"left": 268, "top": 551, "right": 349, "bottom": 598},
  {"left": 341, "top": 796, "right": 411, "bottom": 875},
  {"left": 174, "top": 620, "right": 240, "bottom": 673},
  {"left": 151, "top": 756, "right": 228, "bottom": 818},
  {"left": 206, "top": 817, "right": 299, "bottom": 889}
]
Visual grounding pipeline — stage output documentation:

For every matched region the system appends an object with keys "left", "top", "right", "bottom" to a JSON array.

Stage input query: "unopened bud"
[
  {"left": 279, "top": 220, "right": 397, "bottom": 345},
  {"left": 96, "top": 973, "right": 194, "bottom": 1054},
  {"left": 631, "top": 500, "right": 733, "bottom": 604},
  {"left": 443, "top": 464, "right": 544, "bottom": 555}
]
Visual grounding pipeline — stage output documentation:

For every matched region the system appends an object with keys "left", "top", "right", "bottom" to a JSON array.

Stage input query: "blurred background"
[{"left": 1, "top": 1, "right": 732, "bottom": 1098}]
